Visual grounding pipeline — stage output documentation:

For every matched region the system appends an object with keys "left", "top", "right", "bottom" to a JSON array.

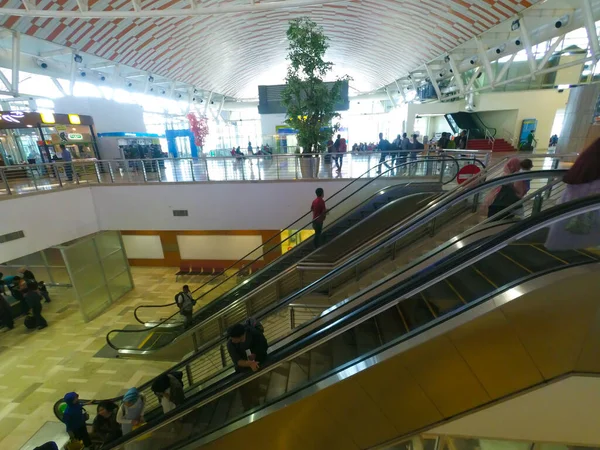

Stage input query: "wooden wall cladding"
[{"left": 121, "top": 230, "right": 282, "bottom": 267}]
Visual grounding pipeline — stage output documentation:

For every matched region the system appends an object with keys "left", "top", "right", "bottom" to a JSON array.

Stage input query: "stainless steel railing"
[{"left": 0, "top": 150, "right": 492, "bottom": 196}]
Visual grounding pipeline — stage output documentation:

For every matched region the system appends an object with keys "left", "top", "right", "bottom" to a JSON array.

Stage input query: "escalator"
[
  {"left": 106, "top": 169, "right": 567, "bottom": 360},
  {"left": 106, "top": 157, "right": 472, "bottom": 357},
  {"left": 74, "top": 195, "right": 600, "bottom": 450}
]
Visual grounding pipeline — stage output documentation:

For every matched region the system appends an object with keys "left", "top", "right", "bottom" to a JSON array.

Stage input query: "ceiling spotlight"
[
  {"left": 74, "top": 54, "right": 83, "bottom": 63},
  {"left": 150, "top": 87, "right": 154, "bottom": 92},
  {"left": 470, "top": 56, "right": 478, "bottom": 65},
  {"left": 161, "top": 89, "right": 166, "bottom": 95},
  {"left": 555, "top": 15, "right": 569, "bottom": 29},
  {"left": 511, "top": 19, "right": 520, "bottom": 31},
  {"left": 192, "top": 97, "right": 196, "bottom": 102},
  {"left": 199, "top": 99, "right": 203, "bottom": 103},
  {"left": 177, "top": 93, "right": 182, "bottom": 98},
  {"left": 148, "top": 75, "right": 154, "bottom": 83},
  {"left": 35, "top": 58, "right": 48, "bottom": 69},
  {"left": 210, "top": 100, "right": 214, "bottom": 104},
  {"left": 515, "top": 38, "right": 522, "bottom": 46},
  {"left": 127, "top": 82, "right": 133, "bottom": 87},
  {"left": 444, "top": 55, "right": 450, "bottom": 63},
  {"left": 80, "top": 71, "right": 86, "bottom": 77},
  {"left": 193, "top": 89, "right": 198, "bottom": 94},
  {"left": 99, "top": 74, "right": 106, "bottom": 81},
  {"left": 495, "top": 44, "right": 506, "bottom": 54}
]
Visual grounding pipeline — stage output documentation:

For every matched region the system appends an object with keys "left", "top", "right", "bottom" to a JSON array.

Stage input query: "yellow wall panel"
[
  {"left": 316, "top": 376, "right": 399, "bottom": 448},
  {"left": 576, "top": 308, "right": 600, "bottom": 372},
  {"left": 355, "top": 356, "right": 443, "bottom": 435},
  {"left": 399, "top": 336, "right": 491, "bottom": 417},
  {"left": 500, "top": 273, "right": 599, "bottom": 379},
  {"left": 447, "top": 309, "right": 544, "bottom": 399}
]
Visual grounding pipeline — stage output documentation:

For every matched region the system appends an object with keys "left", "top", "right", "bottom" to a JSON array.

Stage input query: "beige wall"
[
  {"left": 407, "top": 89, "right": 568, "bottom": 147},
  {"left": 556, "top": 84, "right": 600, "bottom": 155}
]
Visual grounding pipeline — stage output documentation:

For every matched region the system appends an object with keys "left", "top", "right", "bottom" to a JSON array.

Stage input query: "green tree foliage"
[{"left": 281, "top": 18, "right": 349, "bottom": 153}]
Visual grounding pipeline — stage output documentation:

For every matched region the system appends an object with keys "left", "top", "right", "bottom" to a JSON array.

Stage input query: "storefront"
[
  {"left": 0, "top": 111, "right": 98, "bottom": 165},
  {"left": 96, "top": 132, "right": 165, "bottom": 160}
]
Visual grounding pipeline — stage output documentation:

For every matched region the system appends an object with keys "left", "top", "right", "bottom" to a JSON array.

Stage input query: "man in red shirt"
[{"left": 311, "top": 187, "right": 327, "bottom": 249}]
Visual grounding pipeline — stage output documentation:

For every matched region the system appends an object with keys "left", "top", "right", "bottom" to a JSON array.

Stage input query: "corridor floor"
[{"left": 0, "top": 266, "right": 208, "bottom": 449}]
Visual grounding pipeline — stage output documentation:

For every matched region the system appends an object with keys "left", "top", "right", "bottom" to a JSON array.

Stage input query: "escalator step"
[
  {"left": 329, "top": 332, "right": 358, "bottom": 368},
  {"left": 536, "top": 245, "right": 599, "bottom": 265},
  {"left": 309, "top": 341, "right": 334, "bottom": 380},
  {"left": 398, "top": 296, "right": 435, "bottom": 331},
  {"left": 474, "top": 252, "right": 530, "bottom": 288},
  {"left": 374, "top": 307, "right": 408, "bottom": 344},
  {"left": 353, "top": 319, "right": 381, "bottom": 355},
  {"left": 265, "top": 362, "right": 290, "bottom": 402},
  {"left": 421, "top": 282, "right": 465, "bottom": 316},
  {"left": 501, "top": 244, "right": 565, "bottom": 272},
  {"left": 446, "top": 267, "right": 498, "bottom": 304},
  {"left": 208, "top": 392, "right": 235, "bottom": 427},
  {"left": 287, "top": 357, "right": 310, "bottom": 392}
]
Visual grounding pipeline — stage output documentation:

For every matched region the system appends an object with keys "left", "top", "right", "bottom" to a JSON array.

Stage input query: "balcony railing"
[{"left": 0, "top": 150, "right": 492, "bottom": 197}]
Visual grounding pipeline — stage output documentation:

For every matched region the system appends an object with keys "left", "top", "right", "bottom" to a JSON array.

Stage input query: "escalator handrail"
[
  {"left": 106, "top": 169, "right": 565, "bottom": 359},
  {"left": 107, "top": 169, "right": 565, "bottom": 353},
  {"left": 102, "top": 193, "right": 600, "bottom": 449},
  {"left": 125, "top": 155, "right": 460, "bottom": 329}
]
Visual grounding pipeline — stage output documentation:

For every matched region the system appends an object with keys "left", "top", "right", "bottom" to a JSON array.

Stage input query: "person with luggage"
[
  {"left": 151, "top": 372, "right": 185, "bottom": 414},
  {"left": 0, "top": 293, "right": 14, "bottom": 330},
  {"left": 117, "top": 388, "right": 146, "bottom": 434},
  {"left": 63, "top": 392, "right": 94, "bottom": 449},
  {"left": 175, "top": 285, "right": 195, "bottom": 329},
  {"left": 24, "top": 280, "right": 48, "bottom": 330}
]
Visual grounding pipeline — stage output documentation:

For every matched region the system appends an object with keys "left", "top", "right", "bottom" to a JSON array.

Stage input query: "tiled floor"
[{"left": 0, "top": 266, "right": 204, "bottom": 449}]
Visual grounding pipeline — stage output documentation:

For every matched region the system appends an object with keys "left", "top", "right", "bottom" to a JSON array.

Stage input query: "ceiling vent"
[
  {"left": 0, "top": 230, "right": 25, "bottom": 244},
  {"left": 172, "top": 210, "right": 188, "bottom": 217}
]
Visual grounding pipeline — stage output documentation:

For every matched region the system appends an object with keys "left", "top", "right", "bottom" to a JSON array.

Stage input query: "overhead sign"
[
  {"left": 68, "top": 133, "right": 83, "bottom": 140},
  {"left": 0, "top": 111, "right": 25, "bottom": 124},
  {"left": 457, "top": 164, "right": 481, "bottom": 184}
]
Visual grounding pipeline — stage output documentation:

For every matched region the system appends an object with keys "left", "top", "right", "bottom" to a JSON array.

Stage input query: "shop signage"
[
  {"left": 0, "top": 111, "right": 25, "bottom": 123},
  {"left": 68, "top": 133, "right": 83, "bottom": 140}
]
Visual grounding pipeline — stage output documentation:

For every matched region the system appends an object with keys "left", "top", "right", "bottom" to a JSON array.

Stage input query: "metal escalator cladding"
[
  {"left": 105, "top": 169, "right": 568, "bottom": 358},
  {"left": 99, "top": 196, "right": 600, "bottom": 450}
]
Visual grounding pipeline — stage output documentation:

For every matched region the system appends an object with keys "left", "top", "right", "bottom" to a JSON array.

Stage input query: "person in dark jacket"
[
  {"left": 92, "top": 401, "right": 122, "bottom": 445},
  {"left": 9, "top": 277, "right": 28, "bottom": 315},
  {"left": 63, "top": 392, "right": 93, "bottom": 449},
  {"left": 0, "top": 293, "right": 14, "bottom": 329},
  {"left": 227, "top": 323, "right": 268, "bottom": 373},
  {"left": 25, "top": 280, "right": 48, "bottom": 330},
  {"left": 19, "top": 267, "right": 51, "bottom": 302},
  {"left": 151, "top": 373, "right": 185, "bottom": 414}
]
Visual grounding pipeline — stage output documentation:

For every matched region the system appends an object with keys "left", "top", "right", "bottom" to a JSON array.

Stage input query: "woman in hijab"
[
  {"left": 545, "top": 138, "right": 600, "bottom": 250},
  {"left": 116, "top": 387, "right": 145, "bottom": 434},
  {"left": 485, "top": 157, "right": 526, "bottom": 218},
  {"left": 62, "top": 392, "right": 93, "bottom": 449}
]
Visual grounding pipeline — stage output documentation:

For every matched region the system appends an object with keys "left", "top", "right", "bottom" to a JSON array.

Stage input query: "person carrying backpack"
[
  {"left": 226, "top": 319, "right": 267, "bottom": 373},
  {"left": 175, "top": 285, "right": 195, "bottom": 329}
]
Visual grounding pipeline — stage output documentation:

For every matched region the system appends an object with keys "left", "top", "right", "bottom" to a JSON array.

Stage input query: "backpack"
[{"left": 244, "top": 317, "right": 264, "bottom": 334}]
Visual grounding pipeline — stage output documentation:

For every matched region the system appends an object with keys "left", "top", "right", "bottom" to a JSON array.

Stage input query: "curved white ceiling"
[{"left": 0, "top": 0, "right": 541, "bottom": 98}]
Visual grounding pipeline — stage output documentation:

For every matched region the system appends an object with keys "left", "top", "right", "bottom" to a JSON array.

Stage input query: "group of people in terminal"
[
  {"left": 0, "top": 268, "right": 50, "bottom": 331},
  {"left": 58, "top": 318, "right": 267, "bottom": 449}
]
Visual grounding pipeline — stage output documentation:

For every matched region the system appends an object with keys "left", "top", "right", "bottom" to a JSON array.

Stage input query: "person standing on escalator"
[
  {"left": 175, "top": 285, "right": 195, "bottom": 329},
  {"left": 311, "top": 188, "right": 327, "bottom": 249}
]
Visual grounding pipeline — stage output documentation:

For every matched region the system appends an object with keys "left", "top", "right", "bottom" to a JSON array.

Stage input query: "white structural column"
[
  {"left": 518, "top": 16, "right": 538, "bottom": 79},
  {"left": 537, "top": 35, "right": 565, "bottom": 71},
  {"left": 131, "top": 0, "right": 142, "bottom": 12},
  {"left": 11, "top": 31, "right": 20, "bottom": 95},
  {"left": 217, "top": 96, "right": 225, "bottom": 122},
  {"left": 424, "top": 64, "right": 442, "bottom": 100},
  {"left": 69, "top": 51, "right": 77, "bottom": 96},
  {"left": 189, "top": 0, "right": 197, "bottom": 8},
  {"left": 0, "top": 70, "right": 11, "bottom": 92},
  {"left": 75, "top": 0, "right": 88, "bottom": 12},
  {"left": 204, "top": 91, "right": 213, "bottom": 115},
  {"left": 583, "top": 0, "right": 600, "bottom": 62},
  {"left": 475, "top": 37, "right": 495, "bottom": 87},
  {"left": 51, "top": 77, "right": 66, "bottom": 96},
  {"left": 447, "top": 54, "right": 465, "bottom": 95},
  {"left": 495, "top": 53, "right": 515, "bottom": 83},
  {"left": 465, "top": 67, "right": 481, "bottom": 92}
]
